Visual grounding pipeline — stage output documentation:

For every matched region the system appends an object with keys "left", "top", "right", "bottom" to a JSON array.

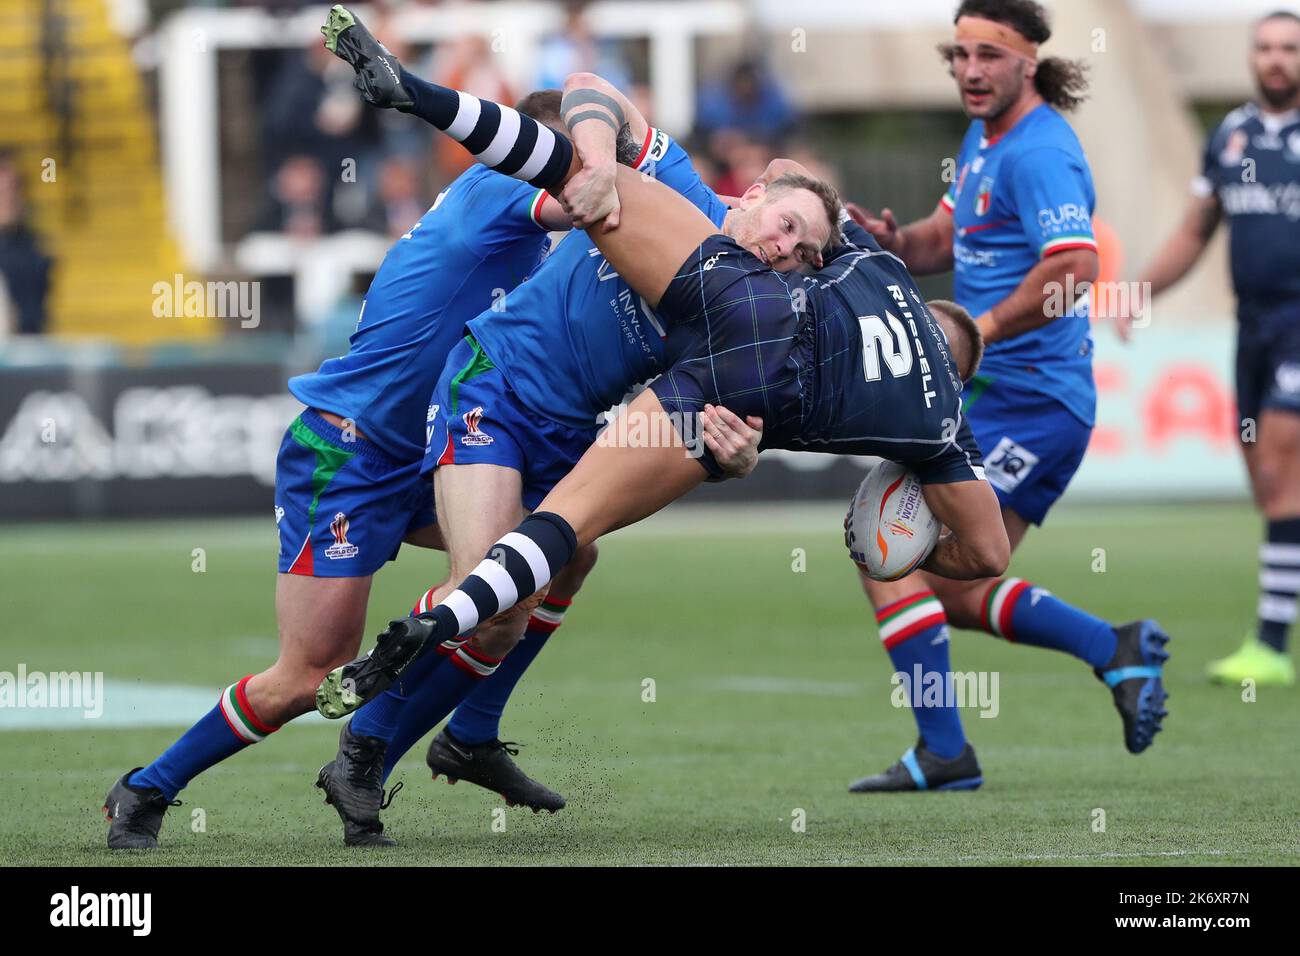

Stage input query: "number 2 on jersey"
[{"left": 858, "top": 312, "right": 913, "bottom": 382}]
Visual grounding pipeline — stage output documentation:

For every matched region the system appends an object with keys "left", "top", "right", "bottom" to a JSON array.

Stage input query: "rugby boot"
[
  {"left": 320, "top": 5, "right": 414, "bottom": 110},
  {"left": 315, "top": 722, "right": 401, "bottom": 847},
  {"left": 849, "top": 739, "right": 983, "bottom": 792},
  {"left": 317, "top": 615, "right": 439, "bottom": 718},
  {"left": 426, "top": 729, "right": 565, "bottom": 813},
  {"left": 1206, "top": 634, "right": 1294, "bottom": 686},
  {"left": 104, "top": 769, "right": 180, "bottom": 849},
  {"left": 1097, "top": 619, "right": 1171, "bottom": 754}
]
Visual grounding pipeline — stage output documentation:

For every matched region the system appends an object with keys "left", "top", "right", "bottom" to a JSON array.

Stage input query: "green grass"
[{"left": 1, "top": 501, "right": 1297, "bottom": 866}]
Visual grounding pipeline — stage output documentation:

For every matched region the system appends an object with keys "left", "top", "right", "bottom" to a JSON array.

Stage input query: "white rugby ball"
[{"left": 844, "top": 461, "right": 940, "bottom": 581}]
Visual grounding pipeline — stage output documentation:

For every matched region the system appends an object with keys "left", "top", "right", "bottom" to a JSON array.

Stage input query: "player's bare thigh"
[
  {"left": 244, "top": 573, "right": 375, "bottom": 724},
  {"left": 532, "top": 388, "right": 709, "bottom": 548},
  {"left": 1253, "top": 410, "right": 1300, "bottom": 517},
  {"left": 582, "top": 166, "right": 722, "bottom": 307},
  {"left": 860, "top": 507, "right": 1031, "bottom": 628}
]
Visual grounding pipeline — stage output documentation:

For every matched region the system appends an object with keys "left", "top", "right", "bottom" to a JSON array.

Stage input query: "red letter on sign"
[{"left": 1144, "top": 365, "right": 1233, "bottom": 451}]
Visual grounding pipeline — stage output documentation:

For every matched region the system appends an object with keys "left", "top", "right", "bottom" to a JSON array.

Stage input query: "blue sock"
[
  {"left": 982, "top": 578, "right": 1118, "bottom": 668},
  {"left": 380, "top": 643, "right": 502, "bottom": 781},
  {"left": 130, "top": 677, "right": 277, "bottom": 800},
  {"left": 448, "top": 606, "right": 564, "bottom": 745},
  {"left": 876, "top": 592, "right": 966, "bottom": 760}
]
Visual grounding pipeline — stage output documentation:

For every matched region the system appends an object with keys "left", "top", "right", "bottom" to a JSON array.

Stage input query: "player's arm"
[
  {"left": 1105, "top": 193, "right": 1224, "bottom": 341},
  {"left": 976, "top": 246, "right": 1099, "bottom": 344},
  {"left": 1142, "top": 194, "right": 1222, "bottom": 295},
  {"left": 919, "top": 479, "right": 1010, "bottom": 580},
  {"left": 846, "top": 202, "right": 955, "bottom": 275},
  {"left": 558, "top": 72, "right": 650, "bottom": 230},
  {"left": 975, "top": 147, "right": 1100, "bottom": 344}
]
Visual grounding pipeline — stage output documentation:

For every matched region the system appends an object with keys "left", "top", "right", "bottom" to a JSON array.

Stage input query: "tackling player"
[
  {"left": 842, "top": 0, "right": 1171, "bottom": 792},
  {"left": 309, "top": 7, "right": 1011, "bottom": 731},
  {"left": 1122, "top": 10, "right": 1300, "bottom": 687},
  {"left": 102, "top": 90, "right": 593, "bottom": 849},
  {"left": 311, "top": 36, "right": 829, "bottom": 841}
]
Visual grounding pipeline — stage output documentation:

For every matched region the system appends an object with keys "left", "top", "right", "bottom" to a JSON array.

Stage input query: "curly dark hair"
[{"left": 950, "top": 0, "right": 1090, "bottom": 112}]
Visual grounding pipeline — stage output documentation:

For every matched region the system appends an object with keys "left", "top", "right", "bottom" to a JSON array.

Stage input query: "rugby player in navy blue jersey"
[
  {"left": 845, "top": 0, "right": 1170, "bottom": 792},
  {"left": 310, "top": 7, "right": 1011, "bottom": 733},
  {"left": 1129, "top": 10, "right": 1300, "bottom": 688},
  {"left": 308, "top": 52, "right": 837, "bottom": 839}
]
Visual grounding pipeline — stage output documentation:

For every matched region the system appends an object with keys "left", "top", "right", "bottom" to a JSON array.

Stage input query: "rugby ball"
[{"left": 844, "top": 461, "right": 940, "bottom": 581}]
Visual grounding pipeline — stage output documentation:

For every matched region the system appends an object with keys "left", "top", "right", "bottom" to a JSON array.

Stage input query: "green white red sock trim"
[
  {"left": 450, "top": 642, "right": 502, "bottom": 679},
  {"left": 529, "top": 596, "right": 571, "bottom": 634},
  {"left": 218, "top": 675, "right": 278, "bottom": 744},
  {"left": 876, "top": 591, "right": 946, "bottom": 649},
  {"left": 982, "top": 578, "right": 1031, "bottom": 640}
]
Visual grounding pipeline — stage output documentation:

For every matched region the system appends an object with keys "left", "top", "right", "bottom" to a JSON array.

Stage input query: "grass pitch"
[{"left": 1, "top": 501, "right": 1297, "bottom": 866}]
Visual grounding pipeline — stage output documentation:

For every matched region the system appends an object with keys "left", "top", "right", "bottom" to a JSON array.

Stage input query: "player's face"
[
  {"left": 726, "top": 187, "right": 831, "bottom": 272},
  {"left": 1251, "top": 18, "right": 1300, "bottom": 109},
  {"left": 948, "top": 41, "right": 1028, "bottom": 121}
]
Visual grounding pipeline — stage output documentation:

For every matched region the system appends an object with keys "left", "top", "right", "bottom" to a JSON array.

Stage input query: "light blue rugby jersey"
[
  {"left": 942, "top": 103, "right": 1098, "bottom": 426},
  {"left": 468, "top": 129, "right": 730, "bottom": 430}
]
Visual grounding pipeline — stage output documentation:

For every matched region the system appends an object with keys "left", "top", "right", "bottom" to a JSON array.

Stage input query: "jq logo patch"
[{"left": 984, "top": 436, "right": 1039, "bottom": 493}]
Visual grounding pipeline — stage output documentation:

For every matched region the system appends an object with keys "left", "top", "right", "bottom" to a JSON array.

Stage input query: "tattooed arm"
[{"left": 558, "top": 72, "right": 650, "bottom": 230}]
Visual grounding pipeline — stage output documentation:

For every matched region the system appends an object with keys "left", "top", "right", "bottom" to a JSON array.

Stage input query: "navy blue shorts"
[
  {"left": 963, "top": 377, "right": 1092, "bottom": 526},
  {"left": 650, "top": 234, "right": 813, "bottom": 477},
  {"left": 1236, "top": 302, "right": 1300, "bottom": 423},
  {"left": 424, "top": 336, "right": 599, "bottom": 509},
  {"left": 275, "top": 410, "right": 434, "bottom": 577}
]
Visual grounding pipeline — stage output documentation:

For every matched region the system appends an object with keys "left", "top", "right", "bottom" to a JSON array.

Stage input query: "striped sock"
[
  {"left": 981, "top": 578, "right": 1117, "bottom": 668},
  {"left": 876, "top": 591, "right": 966, "bottom": 760},
  {"left": 379, "top": 643, "right": 503, "bottom": 781},
  {"left": 418, "top": 512, "right": 578, "bottom": 642},
  {"left": 398, "top": 69, "right": 573, "bottom": 189},
  {"left": 1259, "top": 518, "right": 1300, "bottom": 652},
  {"left": 130, "top": 676, "right": 278, "bottom": 800},
  {"left": 350, "top": 589, "right": 470, "bottom": 741},
  {"left": 448, "top": 597, "right": 570, "bottom": 745}
]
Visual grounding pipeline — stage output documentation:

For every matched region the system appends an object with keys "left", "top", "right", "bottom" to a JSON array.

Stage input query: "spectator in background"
[
  {"left": 375, "top": 154, "right": 426, "bottom": 239},
  {"left": 695, "top": 58, "right": 798, "bottom": 149},
  {"left": 536, "top": 0, "right": 633, "bottom": 93},
  {"left": 260, "top": 40, "right": 384, "bottom": 233},
  {"left": 257, "top": 154, "right": 330, "bottom": 238},
  {"left": 0, "top": 152, "right": 52, "bottom": 336}
]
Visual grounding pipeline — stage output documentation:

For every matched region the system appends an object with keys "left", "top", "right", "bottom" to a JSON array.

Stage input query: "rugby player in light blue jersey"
[{"left": 847, "top": 0, "right": 1169, "bottom": 792}]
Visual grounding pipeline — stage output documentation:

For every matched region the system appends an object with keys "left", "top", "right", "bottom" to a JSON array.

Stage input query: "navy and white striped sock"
[
  {"left": 397, "top": 68, "right": 572, "bottom": 189},
  {"left": 420, "top": 512, "right": 579, "bottom": 639},
  {"left": 1258, "top": 517, "right": 1300, "bottom": 653}
]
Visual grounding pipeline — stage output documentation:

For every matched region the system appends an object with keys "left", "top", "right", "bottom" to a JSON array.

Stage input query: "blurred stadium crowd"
[{"left": 1, "top": 0, "right": 827, "bottom": 344}]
